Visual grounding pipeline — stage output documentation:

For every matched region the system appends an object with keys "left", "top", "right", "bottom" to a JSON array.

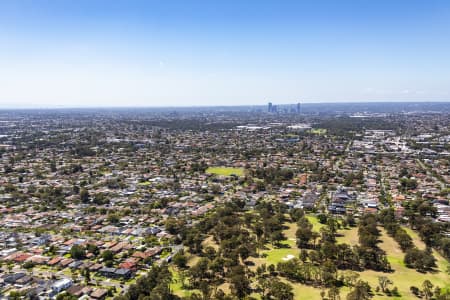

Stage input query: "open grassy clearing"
[
  {"left": 310, "top": 128, "right": 327, "bottom": 135},
  {"left": 283, "top": 221, "right": 298, "bottom": 240},
  {"left": 247, "top": 222, "right": 298, "bottom": 267},
  {"left": 306, "top": 214, "right": 325, "bottom": 232},
  {"left": 185, "top": 251, "right": 200, "bottom": 268},
  {"left": 261, "top": 241, "right": 300, "bottom": 265},
  {"left": 202, "top": 235, "right": 219, "bottom": 250},
  {"left": 205, "top": 166, "right": 245, "bottom": 176},
  {"left": 250, "top": 239, "right": 300, "bottom": 268},
  {"left": 336, "top": 226, "right": 359, "bottom": 245},
  {"left": 170, "top": 267, "right": 199, "bottom": 297},
  {"left": 287, "top": 280, "right": 324, "bottom": 299}
]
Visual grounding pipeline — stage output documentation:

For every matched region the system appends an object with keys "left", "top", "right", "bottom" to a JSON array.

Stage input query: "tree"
[
  {"left": 404, "top": 248, "right": 436, "bottom": 272},
  {"left": 317, "top": 214, "right": 328, "bottom": 224},
  {"left": 299, "top": 249, "right": 309, "bottom": 262},
  {"left": 80, "top": 188, "right": 90, "bottom": 203},
  {"left": 117, "top": 264, "right": 179, "bottom": 300},
  {"left": 229, "top": 266, "right": 251, "bottom": 299},
  {"left": 328, "top": 286, "right": 341, "bottom": 300},
  {"left": 50, "top": 161, "right": 57, "bottom": 172},
  {"left": 422, "top": 280, "right": 434, "bottom": 300},
  {"left": 346, "top": 214, "right": 356, "bottom": 227},
  {"left": 198, "top": 280, "right": 213, "bottom": 300},
  {"left": 23, "top": 261, "right": 35, "bottom": 273},
  {"left": 107, "top": 213, "right": 120, "bottom": 224},
  {"left": 238, "top": 245, "right": 250, "bottom": 261},
  {"left": 342, "top": 271, "right": 360, "bottom": 287},
  {"left": 296, "top": 217, "right": 314, "bottom": 248},
  {"left": 7, "top": 262, "right": 13, "bottom": 273},
  {"left": 73, "top": 185, "right": 80, "bottom": 195},
  {"left": 188, "top": 258, "right": 210, "bottom": 288},
  {"left": 9, "top": 291, "right": 26, "bottom": 300},
  {"left": 410, "top": 286, "right": 420, "bottom": 296},
  {"left": 101, "top": 250, "right": 114, "bottom": 261},
  {"left": 165, "top": 217, "right": 184, "bottom": 235},
  {"left": 86, "top": 243, "right": 100, "bottom": 256},
  {"left": 173, "top": 251, "right": 187, "bottom": 269},
  {"left": 266, "top": 279, "right": 294, "bottom": 300},
  {"left": 321, "top": 260, "right": 338, "bottom": 286},
  {"left": 270, "top": 230, "right": 285, "bottom": 246},
  {"left": 70, "top": 244, "right": 85, "bottom": 259},
  {"left": 211, "top": 184, "right": 221, "bottom": 194},
  {"left": 82, "top": 267, "right": 91, "bottom": 284},
  {"left": 378, "top": 276, "right": 392, "bottom": 293},
  {"left": 256, "top": 276, "right": 270, "bottom": 299},
  {"left": 347, "top": 280, "right": 372, "bottom": 300},
  {"left": 290, "top": 208, "right": 305, "bottom": 222}
]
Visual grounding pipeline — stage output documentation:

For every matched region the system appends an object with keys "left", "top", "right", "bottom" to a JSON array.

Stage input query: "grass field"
[
  {"left": 310, "top": 128, "right": 327, "bottom": 135},
  {"left": 306, "top": 214, "right": 325, "bottom": 232},
  {"left": 206, "top": 166, "right": 245, "bottom": 176},
  {"left": 336, "top": 226, "right": 359, "bottom": 245}
]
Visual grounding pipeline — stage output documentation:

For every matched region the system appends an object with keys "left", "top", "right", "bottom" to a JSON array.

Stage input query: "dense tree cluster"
[
  {"left": 404, "top": 248, "right": 437, "bottom": 273},
  {"left": 379, "top": 209, "right": 413, "bottom": 251},
  {"left": 404, "top": 198, "right": 450, "bottom": 261},
  {"left": 379, "top": 209, "right": 437, "bottom": 273},
  {"left": 177, "top": 200, "right": 292, "bottom": 299},
  {"left": 357, "top": 214, "right": 391, "bottom": 272},
  {"left": 248, "top": 167, "right": 295, "bottom": 187},
  {"left": 115, "top": 264, "right": 178, "bottom": 300}
]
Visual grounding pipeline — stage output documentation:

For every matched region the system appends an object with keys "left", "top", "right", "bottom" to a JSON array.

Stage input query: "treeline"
[
  {"left": 379, "top": 208, "right": 437, "bottom": 273},
  {"left": 248, "top": 167, "right": 295, "bottom": 186},
  {"left": 379, "top": 209, "right": 413, "bottom": 251},
  {"left": 114, "top": 264, "right": 179, "bottom": 300},
  {"left": 404, "top": 198, "right": 450, "bottom": 261},
  {"left": 357, "top": 214, "right": 391, "bottom": 272},
  {"left": 317, "top": 117, "right": 404, "bottom": 137}
]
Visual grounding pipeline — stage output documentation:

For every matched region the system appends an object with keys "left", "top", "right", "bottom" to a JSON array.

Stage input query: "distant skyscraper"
[
  {"left": 297, "top": 102, "right": 301, "bottom": 114},
  {"left": 268, "top": 102, "right": 273, "bottom": 113},
  {"left": 272, "top": 105, "right": 278, "bottom": 113}
]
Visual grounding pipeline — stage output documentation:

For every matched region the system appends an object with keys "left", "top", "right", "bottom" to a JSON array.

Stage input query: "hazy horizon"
[
  {"left": 1, "top": 0, "right": 450, "bottom": 107},
  {"left": 1, "top": 100, "right": 450, "bottom": 110}
]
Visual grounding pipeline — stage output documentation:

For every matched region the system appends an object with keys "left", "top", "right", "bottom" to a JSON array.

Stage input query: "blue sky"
[{"left": 0, "top": 0, "right": 449, "bottom": 107}]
